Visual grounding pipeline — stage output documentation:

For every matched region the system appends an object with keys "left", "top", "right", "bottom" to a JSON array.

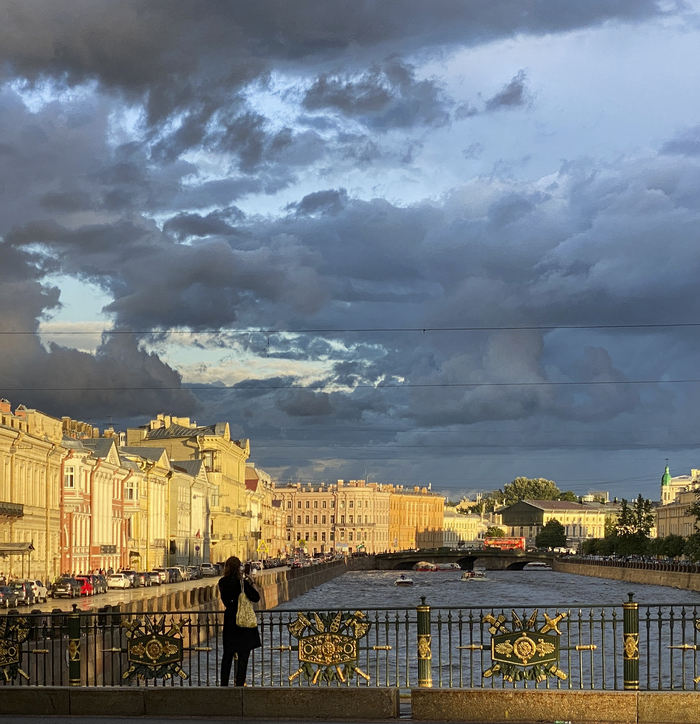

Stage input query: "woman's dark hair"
[{"left": 223, "top": 556, "right": 241, "bottom": 578}]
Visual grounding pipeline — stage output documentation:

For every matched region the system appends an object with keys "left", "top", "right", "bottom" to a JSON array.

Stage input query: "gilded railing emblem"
[
  {"left": 122, "top": 615, "right": 188, "bottom": 681},
  {"left": 483, "top": 609, "right": 567, "bottom": 683},
  {"left": 623, "top": 633, "right": 639, "bottom": 661},
  {"left": 0, "top": 615, "right": 30, "bottom": 681},
  {"left": 287, "top": 611, "right": 372, "bottom": 684}
]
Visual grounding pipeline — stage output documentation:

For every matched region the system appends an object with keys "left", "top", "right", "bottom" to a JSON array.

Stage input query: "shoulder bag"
[{"left": 236, "top": 587, "right": 258, "bottom": 628}]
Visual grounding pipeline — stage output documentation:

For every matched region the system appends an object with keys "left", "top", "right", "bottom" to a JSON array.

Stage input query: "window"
[
  {"left": 313, "top": 515, "right": 317, "bottom": 524},
  {"left": 287, "top": 501, "right": 292, "bottom": 509},
  {"left": 322, "top": 532, "right": 326, "bottom": 542},
  {"left": 330, "top": 532, "right": 335, "bottom": 541},
  {"left": 349, "top": 515, "right": 353, "bottom": 524},
  {"left": 340, "top": 515, "right": 345, "bottom": 524},
  {"left": 297, "top": 501, "right": 302, "bottom": 508},
  {"left": 202, "top": 450, "right": 214, "bottom": 471},
  {"left": 64, "top": 467, "right": 75, "bottom": 488},
  {"left": 331, "top": 500, "right": 335, "bottom": 508},
  {"left": 287, "top": 516, "right": 292, "bottom": 525},
  {"left": 296, "top": 532, "right": 301, "bottom": 540},
  {"left": 349, "top": 532, "right": 353, "bottom": 541},
  {"left": 305, "top": 501, "right": 310, "bottom": 509},
  {"left": 305, "top": 515, "right": 310, "bottom": 524},
  {"left": 313, "top": 532, "right": 318, "bottom": 541},
  {"left": 313, "top": 501, "right": 318, "bottom": 509},
  {"left": 330, "top": 515, "right": 335, "bottom": 524},
  {"left": 349, "top": 500, "right": 354, "bottom": 508},
  {"left": 322, "top": 515, "right": 326, "bottom": 524},
  {"left": 322, "top": 501, "right": 327, "bottom": 508},
  {"left": 340, "top": 531, "right": 345, "bottom": 540},
  {"left": 340, "top": 500, "right": 345, "bottom": 508},
  {"left": 287, "top": 532, "right": 291, "bottom": 541},
  {"left": 297, "top": 515, "right": 301, "bottom": 524}
]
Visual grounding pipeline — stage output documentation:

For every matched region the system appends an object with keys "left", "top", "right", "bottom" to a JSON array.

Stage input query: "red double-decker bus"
[{"left": 483, "top": 536, "right": 526, "bottom": 551}]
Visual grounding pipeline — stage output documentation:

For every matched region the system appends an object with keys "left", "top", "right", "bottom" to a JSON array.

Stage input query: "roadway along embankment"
[
  {"left": 23, "top": 557, "right": 375, "bottom": 616},
  {"left": 553, "top": 558, "right": 700, "bottom": 592}
]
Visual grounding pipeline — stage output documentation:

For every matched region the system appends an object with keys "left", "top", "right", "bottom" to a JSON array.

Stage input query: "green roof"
[{"left": 661, "top": 465, "right": 672, "bottom": 486}]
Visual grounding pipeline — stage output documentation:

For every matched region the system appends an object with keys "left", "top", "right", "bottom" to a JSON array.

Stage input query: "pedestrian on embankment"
[{"left": 218, "top": 556, "right": 261, "bottom": 686}]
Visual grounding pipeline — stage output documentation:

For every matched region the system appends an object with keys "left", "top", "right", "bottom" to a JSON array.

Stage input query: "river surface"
[{"left": 273, "top": 568, "right": 700, "bottom": 610}]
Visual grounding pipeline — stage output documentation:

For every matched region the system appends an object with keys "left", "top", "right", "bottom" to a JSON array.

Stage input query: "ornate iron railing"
[{"left": 2, "top": 595, "right": 700, "bottom": 689}]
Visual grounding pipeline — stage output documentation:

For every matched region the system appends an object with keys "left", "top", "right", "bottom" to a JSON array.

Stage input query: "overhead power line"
[
  {"left": 9, "top": 321, "right": 700, "bottom": 335},
  {"left": 3, "top": 378, "right": 700, "bottom": 391}
]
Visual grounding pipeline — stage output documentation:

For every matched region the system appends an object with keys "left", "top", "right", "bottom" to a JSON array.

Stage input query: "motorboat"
[
  {"left": 394, "top": 574, "right": 414, "bottom": 587},
  {"left": 435, "top": 563, "right": 461, "bottom": 571},
  {"left": 413, "top": 561, "right": 437, "bottom": 572},
  {"left": 461, "top": 570, "right": 487, "bottom": 581},
  {"left": 524, "top": 561, "right": 552, "bottom": 570}
]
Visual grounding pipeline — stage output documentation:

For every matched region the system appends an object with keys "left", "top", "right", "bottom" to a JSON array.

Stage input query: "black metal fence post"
[
  {"left": 623, "top": 592, "right": 639, "bottom": 690},
  {"left": 417, "top": 596, "right": 432, "bottom": 688},
  {"left": 68, "top": 604, "right": 81, "bottom": 686}
]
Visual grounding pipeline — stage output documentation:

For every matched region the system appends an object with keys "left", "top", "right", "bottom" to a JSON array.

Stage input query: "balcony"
[{"left": 0, "top": 501, "right": 23, "bottom": 518}]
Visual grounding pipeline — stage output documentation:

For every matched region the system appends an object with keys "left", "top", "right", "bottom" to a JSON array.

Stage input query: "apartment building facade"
[
  {"left": 126, "top": 414, "right": 250, "bottom": 562},
  {"left": 0, "top": 400, "right": 64, "bottom": 583}
]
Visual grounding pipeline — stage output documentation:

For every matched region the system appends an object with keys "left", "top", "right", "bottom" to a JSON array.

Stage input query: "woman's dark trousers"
[{"left": 221, "top": 648, "right": 251, "bottom": 686}]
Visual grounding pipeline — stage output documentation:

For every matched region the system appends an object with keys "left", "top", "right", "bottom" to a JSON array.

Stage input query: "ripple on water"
[{"left": 273, "top": 569, "right": 700, "bottom": 610}]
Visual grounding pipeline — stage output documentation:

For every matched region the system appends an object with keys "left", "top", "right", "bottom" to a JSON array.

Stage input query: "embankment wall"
[
  {"left": 553, "top": 559, "right": 700, "bottom": 592},
  {"left": 107, "top": 556, "right": 374, "bottom": 615}
]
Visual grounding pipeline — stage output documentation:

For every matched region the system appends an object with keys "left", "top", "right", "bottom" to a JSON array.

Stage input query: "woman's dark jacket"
[{"left": 218, "top": 576, "right": 261, "bottom": 652}]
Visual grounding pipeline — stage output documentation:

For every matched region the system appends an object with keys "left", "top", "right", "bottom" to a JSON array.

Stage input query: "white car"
[
  {"left": 107, "top": 573, "right": 131, "bottom": 589},
  {"left": 17, "top": 579, "right": 48, "bottom": 603}
]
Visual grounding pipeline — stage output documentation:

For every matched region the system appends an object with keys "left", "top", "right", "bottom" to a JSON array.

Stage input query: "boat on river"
[
  {"left": 523, "top": 561, "right": 552, "bottom": 570},
  {"left": 461, "top": 570, "right": 487, "bottom": 581},
  {"left": 394, "top": 574, "right": 414, "bottom": 586},
  {"left": 413, "top": 561, "right": 437, "bottom": 572}
]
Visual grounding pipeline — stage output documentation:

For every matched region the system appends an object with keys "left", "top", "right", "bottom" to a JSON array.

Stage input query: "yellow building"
[
  {"left": 127, "top": 414, "right": 250, "bottom": 563},
  {"left": 0, "top": 400, "right": 64, "bottom": 583},
  {"left": 388, "top": 486, "right": 444, "bottom": 551},
  {"left": 170, "top": 459, "right": 214, "bottom": 567},
  {"left": 245, "top": 464, "right": 286, "bottom": 560},
  {"left": 443, "top": 509, "right": 486, "bottom": 547},
  {"left": 499, "top": 500, "right": 606, "bottom": 546},
  {"left": 119, "top": 447, "right": 171, "bottom": 571},
  {"left": 273, "top": 480, "right": 392, "bottom": 555},
  {"left": 656, "top": 489, "right": 697, "bottom": 538}
]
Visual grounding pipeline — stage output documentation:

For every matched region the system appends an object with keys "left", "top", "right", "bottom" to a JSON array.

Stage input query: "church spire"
[{"left": 661, "top": 461, "right": 671, "bottom": 487}]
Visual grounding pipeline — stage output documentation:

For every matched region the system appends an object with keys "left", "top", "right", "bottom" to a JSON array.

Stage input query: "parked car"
[
  {"left": 120, "top": 570, "right": 140, "bottom": 588},
  {"left": 94, "top": 574, "right": 108, "bottom": 594},
  {"left": 187, "top": 566, "right": 202, "bottom": 579},
  {"left": 17, "top": 579, "right": 48, "bottom": 603},
  {"left": 0, "top": 586, "right": 19, "bottom": 608},
  {"left": 9, "top": 581, "right": 37, "bottom": 606},
  {"left": 199, "top": 563, "right": 217, "bottom": 577},
  {"left": 106, "top": 573, "right": 131, "bottom": 589},
  {"left": 167, "top": 567, "right": 183, "bottom": 583},
  {"left": 153, "top": 568, "right": 170, "bottom": 584},
  {"left": 137, "top": 572, "right": 151, "bottom": 587},
  {"left": 175, "top": 566, "right": 190, "bottom": 581},
  {"left": 51, "top": 577, "right": 80, "bottom": 598},
  {"left": 147, "top": 572, "right": 162, "bottom": 586},
  {"left": 75, "top": 576, "right": 94, "bottom": 596}
]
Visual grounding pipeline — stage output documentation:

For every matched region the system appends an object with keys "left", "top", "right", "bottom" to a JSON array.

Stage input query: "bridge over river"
[{"left": 374, "top": 548, "right": 556, "bottom": 571}]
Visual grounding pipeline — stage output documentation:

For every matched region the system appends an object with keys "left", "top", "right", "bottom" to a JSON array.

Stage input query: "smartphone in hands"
[{"left": 244, "top": 562, "right": 251, "bottom": 576}]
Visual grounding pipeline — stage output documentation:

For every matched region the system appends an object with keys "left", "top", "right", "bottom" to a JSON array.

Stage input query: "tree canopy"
[
  {"left": 485, "top": 526, "right": 505, "bottom": 538},
  {"left": 535, "top": 519, "right": 567, "bottom": 549}
]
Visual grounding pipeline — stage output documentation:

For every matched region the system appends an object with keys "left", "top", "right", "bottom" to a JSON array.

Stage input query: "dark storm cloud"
[
  {"left": 485, "top": 70, "right": 532, "bottom": 111},
  {"left": 660, "top": 125, "right": 700, "bottom": 156},
  {"left": 303, "top": 57, "right": 451, "bottom": 131},
  {"left": 0, "top": 0, "right": 668, "bottom": 161},
  {"left": 277, "top": 389, "right": 334, "bottom": 417},
  {"left": 163, "top": 207, "right": 245, "bottom": 241},
  {"left": 286, "top": 189, "right": 348, "bottom": 216},
  {"left": 0, "top": 239, "right": 199, "bottom": 419}
]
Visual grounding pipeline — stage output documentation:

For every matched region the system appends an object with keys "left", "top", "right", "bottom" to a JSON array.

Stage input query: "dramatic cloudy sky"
[{"left": 2, "top": 0, "right": 700, "bottom": 501}]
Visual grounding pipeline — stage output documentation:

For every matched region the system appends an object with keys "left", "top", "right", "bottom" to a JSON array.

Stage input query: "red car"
[{"left": 75, "top": 576, "right": 94, "bottom": 596}]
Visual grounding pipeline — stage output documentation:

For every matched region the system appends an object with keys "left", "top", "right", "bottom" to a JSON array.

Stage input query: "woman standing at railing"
[{"left": 218, "top": 556, "right": 261, "bottom": 686}]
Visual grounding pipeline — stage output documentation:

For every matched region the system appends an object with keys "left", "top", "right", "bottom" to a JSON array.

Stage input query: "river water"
[
  {"left": 273, "top": 568, "right": 700, "bottom": 610},
  {"left": 259, "top": 569, "right": 700, "bottom": 690}
]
